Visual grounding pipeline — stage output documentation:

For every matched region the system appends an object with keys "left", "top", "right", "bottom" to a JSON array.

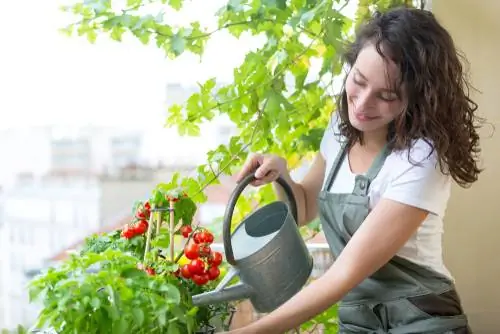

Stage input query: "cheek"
[
  {"left": 344, "top": 78, "right": 358, "bottom": 100},
  {"left": 380, "top": 103, "right": 404, "bottom": 121}
]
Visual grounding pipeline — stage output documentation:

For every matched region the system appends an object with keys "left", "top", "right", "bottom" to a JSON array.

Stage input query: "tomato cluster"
[
  {"left": 121, "top": 201, "right": 151, "bottom": 239},
  {"left": 179, "top": 229, "right": 223, "bottom": 286},
  {"left": 166, "top": 192, "right": 188, "bottom": 203}
]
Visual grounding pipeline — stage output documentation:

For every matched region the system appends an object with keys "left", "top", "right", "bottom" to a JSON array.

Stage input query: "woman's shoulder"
[
  {"left": 389, "top": 138, "right": 440, "bottom": 168},
  {"left": 382, "top": 139, "right": 451, "bottom": 217}
]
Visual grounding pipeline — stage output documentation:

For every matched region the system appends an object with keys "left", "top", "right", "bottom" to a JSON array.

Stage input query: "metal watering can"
[{"left": 192, "top": 172, "right": 314, "bottom": 313}]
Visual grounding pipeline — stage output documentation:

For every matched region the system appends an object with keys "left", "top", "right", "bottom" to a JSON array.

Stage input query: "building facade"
[{"left": 0, "top": 172, "right": 160, "bottom": 330}]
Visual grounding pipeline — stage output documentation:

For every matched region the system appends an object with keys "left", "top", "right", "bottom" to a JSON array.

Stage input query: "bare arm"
[
  {"left": 274, "top": 153, "right": 326, "bottom": 226},
  {"left": 231, "top": 199, "right": 429, "bottom": 333}
]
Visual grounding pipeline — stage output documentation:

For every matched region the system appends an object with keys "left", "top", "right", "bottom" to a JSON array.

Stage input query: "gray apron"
[{"left": 317, "top": 141, "right": 471, "bottom": 334}]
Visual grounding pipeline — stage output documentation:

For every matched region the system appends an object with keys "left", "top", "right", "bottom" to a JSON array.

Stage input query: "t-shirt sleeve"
[{"left": 382, "top": 141, "right": 451, "bottom": 217}]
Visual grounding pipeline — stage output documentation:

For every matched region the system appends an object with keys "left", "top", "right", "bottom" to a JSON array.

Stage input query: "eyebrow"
[{"left": 354, "top": 68, "right": 399, "bottom": 95}]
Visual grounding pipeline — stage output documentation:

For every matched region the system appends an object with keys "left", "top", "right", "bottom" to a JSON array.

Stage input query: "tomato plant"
[{"left": 28, "top": 185, "right": 234, "bottom": 334}]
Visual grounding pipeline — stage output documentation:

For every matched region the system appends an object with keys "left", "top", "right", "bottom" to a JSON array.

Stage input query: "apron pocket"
[
  {"left": 385, "top": 298, "right": 433, "bottom": 327},
  {"left": 385, "top": 290, "right": 466, "bottom": 329},
  {"left": 406, "top": 290, "right": 464, "bottom": 317}
]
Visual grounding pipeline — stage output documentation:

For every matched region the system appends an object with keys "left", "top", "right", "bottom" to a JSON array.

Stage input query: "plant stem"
[
  {"left": 174, "top": 222, "right": 201, "bottom": 263},
  {"left": 155, "top": 211, "right": 162, "bottom": 261}
]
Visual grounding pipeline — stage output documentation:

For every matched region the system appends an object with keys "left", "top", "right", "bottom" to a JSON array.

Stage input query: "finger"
[
  {"left": 258, "top": 170, "right": 280, "bottom": 184},
  {"left": 236, "top": 153, "right": 263, "bottom": 182},
  {"left": 252, "top": 171, "right": 278, "bottom": 187},
  {"left": 236, "top": 154, "right": 257, "bottom": 181},
  {"left": 254, "top": 160, "right": 272, "bottom": 179}
]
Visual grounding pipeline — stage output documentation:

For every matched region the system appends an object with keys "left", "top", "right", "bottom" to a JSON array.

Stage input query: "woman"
[{"left": 227, "top": 6, "right": 481, "bottom": 334}]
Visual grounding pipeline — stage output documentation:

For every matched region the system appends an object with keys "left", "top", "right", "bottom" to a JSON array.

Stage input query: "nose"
[{"left": 353, "top": 89, "right": 374, "bottom": 111}]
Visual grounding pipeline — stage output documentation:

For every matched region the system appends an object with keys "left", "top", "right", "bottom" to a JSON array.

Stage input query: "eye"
[
  {"left": 352, "top": 76, "right": 365, "bottom": 86},
  {"left": 378, "top": 92, "right": 398, "bottom": 102}
]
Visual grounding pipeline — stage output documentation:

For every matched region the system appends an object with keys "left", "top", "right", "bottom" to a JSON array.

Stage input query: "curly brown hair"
[{"left": 336, "top": 7, "right": 483, "bottom": 188}]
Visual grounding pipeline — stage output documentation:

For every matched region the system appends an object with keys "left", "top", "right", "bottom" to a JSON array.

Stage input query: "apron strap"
[
  {"left": 353, "top": 143, "right": 391, "bottom": 196},
  {"left": 323, "top": 140, "right": 391, "bottom": 194},
  {"left": 365, "top": 143, "right": 391, "bottom": 182},
  {"left": 323, "top": 140, "right": 349, "bottom": 192}
]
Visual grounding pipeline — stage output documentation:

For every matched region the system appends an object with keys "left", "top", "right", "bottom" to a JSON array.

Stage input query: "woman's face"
[{"left": 345, "top": 43, "right": 407, "bottom": 135}]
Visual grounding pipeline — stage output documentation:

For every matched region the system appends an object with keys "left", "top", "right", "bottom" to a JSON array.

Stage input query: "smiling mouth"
[{"left": 354, "top": 112, "right": 379, "bottom": 121}]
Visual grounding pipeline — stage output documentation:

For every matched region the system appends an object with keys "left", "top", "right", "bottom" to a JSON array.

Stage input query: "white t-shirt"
[{"left": 319, "top": 115, "right": 453, "bottom": 279}]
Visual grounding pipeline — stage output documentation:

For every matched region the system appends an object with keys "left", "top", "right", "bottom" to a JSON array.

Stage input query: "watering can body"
[{"left": 191, "top": 173, "right": 314, "bottom": 313}]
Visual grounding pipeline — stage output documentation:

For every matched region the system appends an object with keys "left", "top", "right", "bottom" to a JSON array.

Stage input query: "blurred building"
[
  {"left": 0, "top": 123, "right": 159, "bottom": 329},
  {"left": 50, "top": 127, "right": 147, "bottom": 175},
  {"left": 0, "top": 166, "right": 160, "bottom": 329}
]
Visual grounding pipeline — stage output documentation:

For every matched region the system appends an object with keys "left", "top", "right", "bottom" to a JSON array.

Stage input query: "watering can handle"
[{"left": 222, "top": 172, "right": 298, "bottom": 265}]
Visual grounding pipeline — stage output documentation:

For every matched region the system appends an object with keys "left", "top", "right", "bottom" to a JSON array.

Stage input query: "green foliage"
[
  {"left": 29, "top": 187, "right": 233, "bottom": 333},
  {"left": 81, "top": 229, "right": 146, "bottom": 258},
  {"left": 29, "top": 249, "right": 198, "bottom": 334},
  {"left": 57, "top": 0, "right": 421, "bottom": 332},
  {"left": 300, "top": 304, "right": 339, "bottom": 333},
  {"left": 59, "top": 0, "right": 420, "bottom": 220}
]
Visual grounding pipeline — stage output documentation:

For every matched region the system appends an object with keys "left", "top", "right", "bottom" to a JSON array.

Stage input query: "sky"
[
  {"left": 0, "top": 0, "right": 267, "bottom": 130},
  {"left": 0, "top": 0, "right": 357, "bottom": 184},
  {"left": 0, "top": 0, "right": 271, "bottom": 184},
  {"left": 0, "top": 0, "right": 357, "bottom": 130}
]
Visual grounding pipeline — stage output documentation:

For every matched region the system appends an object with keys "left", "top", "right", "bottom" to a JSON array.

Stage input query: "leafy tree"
[
  {"left": 60, "top": 0, "right": 422, "bottom": 211},
  {"left": 58, "top": 0, "right": 424, "bottom": 331}
]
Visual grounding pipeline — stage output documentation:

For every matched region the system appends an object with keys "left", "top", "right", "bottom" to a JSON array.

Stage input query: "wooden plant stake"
[
  {"left": 144, "top": 210, "right": 155, "bottom": 262},
  {"left": 156, "top": 209, "right": 162, "bottom": 236},
  {"left": 169, "top": 200, "right": 175, "bottom": 262}
]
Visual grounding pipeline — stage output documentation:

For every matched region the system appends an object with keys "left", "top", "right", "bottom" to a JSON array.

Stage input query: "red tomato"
[
  {"left": 180, "top": 264, "right": 192, "bottom": 278},
  {"left": 199, "top": 245, "right": 211, "bottom": 257},
  {"left": 134, "top": 220, "right": 148, "bottom": 235},
  {"left": 144, "top": 201, "right": 151, "bottom": 211},
  {"left": 207, "top": 266, "right": 220, "bottom": 280},
  {"left": 145, "top": 267, "right": 155, "bottom": 276},
  {"left": 184, "top": 243, "right": 199, "bottom": 260},
  {"left": 192, "top": 274, "right": 209, "bottom": 286},
  {"left": 188, "top": 259, "right": 205, "bottom": 275},
  {"left": 200, "top": 231, "right": 214, "bottom": 244},
  {"left": 121, "top": 226, "right": 135, "bottom": 239},
  {"left": 180, "top": 225, "right": 193, "bottom": 238},
  {"left": 192, "top": 232, "right": 202, "bottom": 244},
  {"left": 208, "top": 251, "right": 223, "bottom": 267}
]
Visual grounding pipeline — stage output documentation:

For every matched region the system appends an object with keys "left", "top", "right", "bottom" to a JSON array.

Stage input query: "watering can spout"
[
  {"left": 192, "top": 282, "right": 254, "bottom": 307},
  {"left": 192, "top": 267, "right": 254, "bottom": 307}
]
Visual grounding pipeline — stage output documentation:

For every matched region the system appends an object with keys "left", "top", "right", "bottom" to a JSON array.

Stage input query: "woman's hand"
[
  {"left": 236, "top": 153, "right": 287, "bottom": 186},
  {"left": 236, "top": 152, "right": 326, "bottom": 227}
]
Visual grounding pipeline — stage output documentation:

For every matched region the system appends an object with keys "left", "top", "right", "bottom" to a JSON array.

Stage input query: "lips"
[{"left": 354, "top": 112, "right": 378, "bottom": 122}]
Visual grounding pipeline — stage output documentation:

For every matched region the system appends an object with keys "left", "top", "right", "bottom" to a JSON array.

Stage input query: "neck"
[{"left": 360, "top": 128, "right": 388, "bottom": 152}]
